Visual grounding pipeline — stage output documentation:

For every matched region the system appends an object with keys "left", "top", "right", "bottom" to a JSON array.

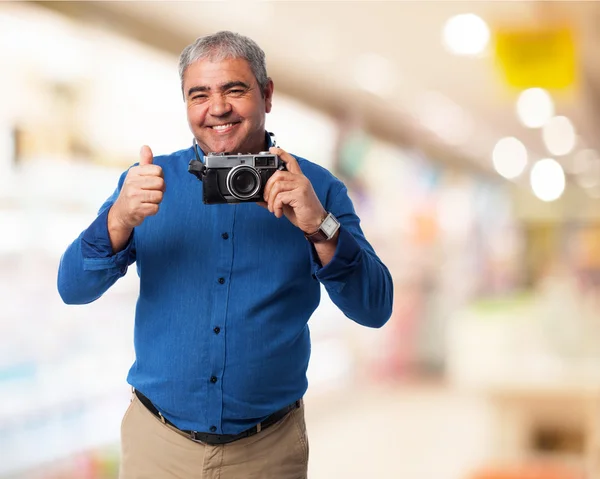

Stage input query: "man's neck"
[{"left": 247, "top": 131, "right": 270, "bottom": 154}]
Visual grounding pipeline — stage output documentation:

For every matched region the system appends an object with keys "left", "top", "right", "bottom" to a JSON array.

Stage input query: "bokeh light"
[
  {"left": 530, "top": 158, "right": 566, "bottom": 202},
  {"left": 492, "top": 137, "right": 528, "bottom": 179},
  {"left": 516, "top": 88, "right": 555, "bottom": 129},
  {"left": 442, "top": 13, "right": 490, "bottom": 56}
]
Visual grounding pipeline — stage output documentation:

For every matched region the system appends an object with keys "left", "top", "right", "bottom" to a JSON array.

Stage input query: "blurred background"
[{"left": 2, "top": 1, "right": 600, "bottom": 478}]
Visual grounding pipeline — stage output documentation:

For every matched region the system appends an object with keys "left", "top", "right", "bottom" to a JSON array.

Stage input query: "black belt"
[{"left": 134, "top": 389, "right": 301, "bottom": 445}]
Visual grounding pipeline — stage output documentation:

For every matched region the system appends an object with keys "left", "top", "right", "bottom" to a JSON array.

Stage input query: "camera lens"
[
  {"left": 233, "top": 170, "right": 256, "bottom": 194},
  {"left": 226, "top": 165, "right": 261, "bottom": 200}
]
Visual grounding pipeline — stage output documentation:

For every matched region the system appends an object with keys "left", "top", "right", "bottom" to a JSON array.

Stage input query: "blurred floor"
[{"left": 306, "top": 382, "right": 494, "bottom": 479}]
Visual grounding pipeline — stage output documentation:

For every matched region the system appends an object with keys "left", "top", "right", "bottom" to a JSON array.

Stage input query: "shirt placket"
[{"left": 206, "top": 204, "right": 236, "bottom": 434}]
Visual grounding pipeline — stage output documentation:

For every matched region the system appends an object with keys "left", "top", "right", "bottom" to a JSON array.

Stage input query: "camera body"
[{"left": 188, "top": 152, "right": 286, "bottom": 204}]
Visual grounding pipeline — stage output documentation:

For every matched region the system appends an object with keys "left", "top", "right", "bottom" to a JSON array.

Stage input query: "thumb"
[
  {"left": 139, "top": 145, "right": 154, "bottom": 166},
  {"left": 270, "top": 147, "right": 301, "bottom": 174}
]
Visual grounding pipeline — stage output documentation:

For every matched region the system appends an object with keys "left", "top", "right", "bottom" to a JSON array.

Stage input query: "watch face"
[{"left": 321, "top": 214, "right": 340, "bottom": 237}]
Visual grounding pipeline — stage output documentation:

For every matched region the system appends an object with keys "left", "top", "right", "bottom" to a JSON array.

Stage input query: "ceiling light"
[
  {"left": 492, "top": 137, "right": 528, "bottom": 179},
  {"left": 516, "top": 88, "right": 554, "bottom": 128},
  {"left": 542, "top": 116, "right": 576, "bottom": 156},
  {"left": 442, "top": 14, "right": 490, "bottom": 56},
  {"left": 530, "top": 158, "right": 565, "bottom": 202}
]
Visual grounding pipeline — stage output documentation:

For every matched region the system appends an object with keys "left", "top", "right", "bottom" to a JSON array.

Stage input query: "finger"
[
  {"left": 143, "top": 176, "right": 165, "bottom": 191},
  {"left": 130, "top": 176, "right": 164, "bottom": 190},
  {"left": 143, "top": 190, "right": 163, "bottom": 204},
  {"left": 270, "top": 147, "right": 302, "bottom": 175},
  {"left": 267, "top": 180, "right": 296, "bottom": 213},
  {"left": 273, "top": 191, "right": 293, "bottom": 219},
  {"left": 137, "top": 164, "right": 163, "bottom": 177},
  {"left": 263, "top": 170, "right": 295, "bottom": 202},
  {"left": 140, "top": 203, "right": 159, "bottom": 217},
  {"left": 139, "top": 145, "right": 154, "bottom": 166}
]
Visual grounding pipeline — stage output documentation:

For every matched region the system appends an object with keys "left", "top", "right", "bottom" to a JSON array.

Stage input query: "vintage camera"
[{"left": 188, "top": 151, "right": 286, "bottom": 204}]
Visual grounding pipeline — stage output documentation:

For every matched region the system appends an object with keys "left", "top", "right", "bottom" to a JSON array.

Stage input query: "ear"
[{"left": 263, "top": 78, "right": 274, "bottom": 113}]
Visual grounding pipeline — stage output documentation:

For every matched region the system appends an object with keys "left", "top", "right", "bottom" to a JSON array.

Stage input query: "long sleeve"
[
  {"left": 57, "top": 171, "right": 136, "bottom": 305},
  {"left": 310, "top": 185, "right": 394, "bottom": 328}
]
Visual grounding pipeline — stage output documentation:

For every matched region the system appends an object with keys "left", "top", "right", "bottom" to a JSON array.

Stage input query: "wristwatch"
[{"left": 304, "top": 212, "right": 340, "bottom": 243}]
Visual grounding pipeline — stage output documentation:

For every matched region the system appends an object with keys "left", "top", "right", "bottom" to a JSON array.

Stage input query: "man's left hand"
[{"left": 260, "top": 147, "right": 326, "bottom": 234}]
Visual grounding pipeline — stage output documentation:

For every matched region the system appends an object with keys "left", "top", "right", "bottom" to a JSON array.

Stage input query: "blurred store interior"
[{"left": 2, "top": 1, "right": 600, "bottom": 478}]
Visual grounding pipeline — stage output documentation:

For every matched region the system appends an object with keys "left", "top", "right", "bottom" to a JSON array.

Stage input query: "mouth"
[{"left": 208, "top": 122, "right": 240, "bottom": 133}]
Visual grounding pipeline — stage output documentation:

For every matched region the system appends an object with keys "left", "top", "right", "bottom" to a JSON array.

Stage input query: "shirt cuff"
[
  {"left": 310, "top": 226, "right": 362, "bottom": 292},
  {"left": 81, "top": 206, "right": 134, "bottom": 272}
]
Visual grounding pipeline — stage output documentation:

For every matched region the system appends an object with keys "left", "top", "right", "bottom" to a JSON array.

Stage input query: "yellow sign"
[{"left": 494, "top": 27, "right": 576, "bottom": 90}]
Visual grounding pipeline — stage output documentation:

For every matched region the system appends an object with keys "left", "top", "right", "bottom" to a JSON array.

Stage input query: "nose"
[{"left": 208, "top": 94, "right": 232, "bottom": 117}]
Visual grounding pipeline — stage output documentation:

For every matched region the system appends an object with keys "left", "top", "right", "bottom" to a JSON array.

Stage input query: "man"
[{"left": 58, "top": 31, "right": 393, "bottom": 478}]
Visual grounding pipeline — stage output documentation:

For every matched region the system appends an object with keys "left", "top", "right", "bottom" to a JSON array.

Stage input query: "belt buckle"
[{"left": 189, "top": 431, "right": 205, "bottom": 444}]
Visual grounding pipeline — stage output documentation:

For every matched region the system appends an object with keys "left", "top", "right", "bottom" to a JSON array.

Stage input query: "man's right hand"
[
  {"left": 112, "top": 145, "right": 165, "bottom": 228},
  {"left": 108, "top": 145, "right": 165, "bottom": 252}
]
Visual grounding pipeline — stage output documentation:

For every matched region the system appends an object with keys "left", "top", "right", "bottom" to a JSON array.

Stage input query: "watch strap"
[
  {"left": 304, "top": 212, "right": 339, "bottom": 243},
  {"left": 304, "top": 228, "right": 329, "bottom": 243}
]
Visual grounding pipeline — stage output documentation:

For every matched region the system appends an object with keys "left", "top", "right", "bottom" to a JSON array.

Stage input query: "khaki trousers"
[{"left": 119, "top": 393, "right": 309, "bottom": 479}]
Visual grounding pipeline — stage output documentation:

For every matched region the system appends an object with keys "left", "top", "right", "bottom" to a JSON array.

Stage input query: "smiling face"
[{"left": 183, "top": 57, "right": 274, "bottom": 155}]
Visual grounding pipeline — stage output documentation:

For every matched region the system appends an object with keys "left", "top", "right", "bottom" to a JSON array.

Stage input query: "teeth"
[{"left": 212, "top": 123, "right": 234, "bottom": 130}]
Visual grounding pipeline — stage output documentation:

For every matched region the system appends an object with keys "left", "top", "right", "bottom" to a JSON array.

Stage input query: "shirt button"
[
  {"left": 218, "top": 277, "right": 225, "bottom": 284},
  {"left": 221, "top": 232, "right": 229, "bottom": 240},
  {"left": 210, "top": 426, "right": 217, "bottom": 432},
  {"left": 210, "top": 376, "right": 217, "bottom": 383},
  {"left": 213, "top": 326, "right": 221, "bottom": 334}
]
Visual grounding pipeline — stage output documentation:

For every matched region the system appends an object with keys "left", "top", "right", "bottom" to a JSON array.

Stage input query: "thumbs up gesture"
[{"left": 111, "top": 145, "right": 165, "bottom": 229}]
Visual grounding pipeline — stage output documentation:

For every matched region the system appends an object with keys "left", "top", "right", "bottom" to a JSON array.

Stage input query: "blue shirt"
[{"left": 57, "top": 143, "right": 393, "bottom": 434}]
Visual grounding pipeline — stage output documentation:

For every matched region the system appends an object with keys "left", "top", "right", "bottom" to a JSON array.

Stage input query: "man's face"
[{"left": 183, "top": 57, "right": 273, "bottom": 155}]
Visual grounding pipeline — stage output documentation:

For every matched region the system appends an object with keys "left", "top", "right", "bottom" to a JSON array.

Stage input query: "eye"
[
  {"left": 227, "top": 89, "right": 245, "bottom": 96},
  {"left": 191, "top": 94, "right": 208, "bottom": 101}
]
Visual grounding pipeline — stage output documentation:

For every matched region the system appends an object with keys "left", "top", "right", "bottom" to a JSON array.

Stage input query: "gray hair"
[{"left": 178, "top": 31, "right": 269, "bottom": 93}]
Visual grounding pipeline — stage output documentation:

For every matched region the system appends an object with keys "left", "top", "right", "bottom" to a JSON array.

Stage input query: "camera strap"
[
  {"left": 193, "top": 138, "right": 204, "bottom": 163},
  {"left": 188, "top": 139, "right": 207, "bottom": 179}
]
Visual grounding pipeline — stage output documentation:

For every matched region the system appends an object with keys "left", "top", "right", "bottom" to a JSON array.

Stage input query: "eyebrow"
[{"left": 187, "top": 81, "right": 251, "bottom": 98}]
